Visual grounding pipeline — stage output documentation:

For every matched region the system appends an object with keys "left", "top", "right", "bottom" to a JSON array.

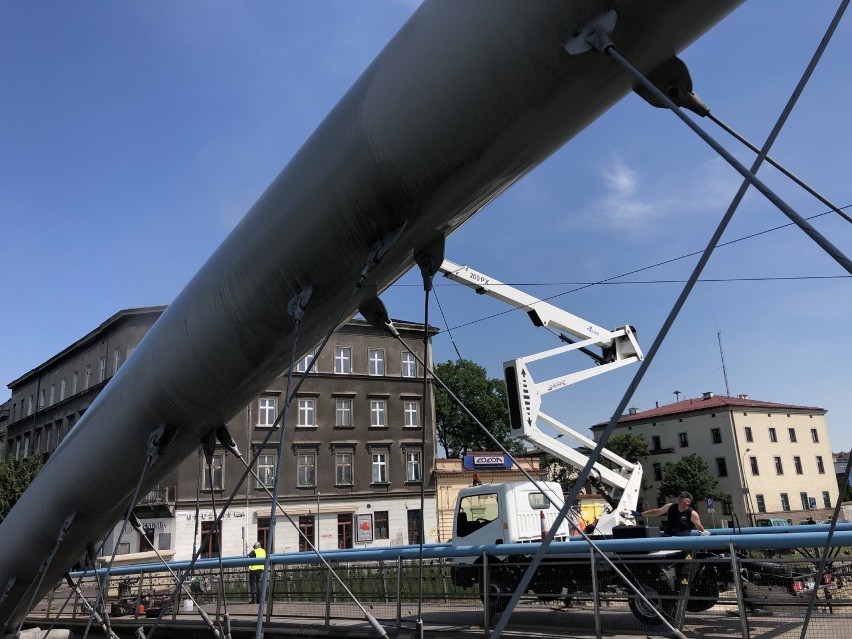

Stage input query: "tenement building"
[
  {"left": 4, "top": 308, "right": 438, "bottom": 560},
  {"left": 591, "top": 392, "right": 840, "bottom": 528}
]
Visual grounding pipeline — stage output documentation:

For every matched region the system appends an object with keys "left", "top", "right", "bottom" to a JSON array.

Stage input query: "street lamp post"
[
  {"left": 740, "top": 448, "right": 754, "bottom": 527},
  {"left": 316, "top": 492, "right": 321, "bottom": 550}
]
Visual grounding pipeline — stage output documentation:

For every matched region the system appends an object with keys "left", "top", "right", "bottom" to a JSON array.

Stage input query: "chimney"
[
  {"left": 702, "top": 391, "right": 714, "bottom": 400},
  {"left": 628, "top": 407, "right": 639, "bottom": 415},
  {"left": 737, "top": 393, "right": 749, "bottom": 399}
]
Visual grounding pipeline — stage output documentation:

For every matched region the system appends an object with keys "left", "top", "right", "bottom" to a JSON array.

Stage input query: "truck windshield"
[{"left": 457, "top": 493, "right": 499, "bottom": 537}]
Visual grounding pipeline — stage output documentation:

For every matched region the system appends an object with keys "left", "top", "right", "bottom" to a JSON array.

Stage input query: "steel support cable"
[
  {"left": 214, "top": 436, "right": 382, "bottom": 634},
  {"left": 414, "top": 260, "right": 436, "bottom": 639},
  {"left": 382, "top": 328, "right": 672, "bottom": 631},
  {"left": 126, "top": 514, "right": 218, "bottom": 632},
  {"left": 205, "top": 453, "right": 231, "bottom": 634},
  {"left": 42, "top": 536, "right": 112, "bottom": 639},
  {"left": 254, "top": 311, "right": 302, "bottom": 638},
  {"left": 63, "top": 575, "right": 119, "bottom": 639},
  {"left": 82, "top": 428, "right": 165, "bottom": 639},
  {"left": 708, "top": 113, "right": 852, "bottom": 225},
  {"left": 11, "top": 513, "right": 76, "bottom": 636},
  {"left": 432, "top": 289, "right": 463, "bottom": 360},
  {"left": 598, "top": 45, "right": 852, "bottom": 277},
  {"left": 143, "top": 235, "right": 401, "bottom": 639},
  {"left": 800, "top": 451, "right": 852, "bottom": 639},
  {"left": 490, "top": 13, "right": 841, "bottom": 636}
]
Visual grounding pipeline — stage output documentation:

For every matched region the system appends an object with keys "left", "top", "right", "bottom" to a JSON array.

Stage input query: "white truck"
[{"left": 439, "top": 260, "right": 718, "bottom": 624}]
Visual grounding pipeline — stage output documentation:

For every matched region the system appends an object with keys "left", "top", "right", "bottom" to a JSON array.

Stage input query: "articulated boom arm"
[{"left": 441, "top": 259, "right": 644, "bottom": 532}]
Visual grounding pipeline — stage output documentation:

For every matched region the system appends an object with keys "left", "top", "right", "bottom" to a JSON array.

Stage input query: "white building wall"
[{"left": 169, "top": 497, "right": 437, "bottom": 561}]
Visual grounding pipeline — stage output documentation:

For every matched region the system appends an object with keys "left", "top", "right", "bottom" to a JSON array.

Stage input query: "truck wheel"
[
  {"left": 628, "top": 581, "right": 676, "bottom": 626},
  {"left": 686, "top": 566, "right": 720, "bottom": 612},
  {"left": 480, "top": 579, "right": 510, "bottom": 618}
]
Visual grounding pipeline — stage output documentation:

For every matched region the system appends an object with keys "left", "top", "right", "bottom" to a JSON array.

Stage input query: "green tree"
[
  {"left": 0, "top": 454, "right": 43, "bottom": 523},
  {"left": 434, "top": 359, "right": 523, "bottom": 458},
  {"left": 658, "top": 453, "right": 720, "bottom": 510},
  {"left": 603, "top": 433, "right": 650, "bottom": 467},
  {"left": 541, "top": 434, "right": 650, "bottom": 495}
]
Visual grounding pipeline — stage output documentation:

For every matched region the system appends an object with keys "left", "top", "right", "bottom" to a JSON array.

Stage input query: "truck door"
[{"left": 457, "top": 492, "right": 502, "bottom": 543}]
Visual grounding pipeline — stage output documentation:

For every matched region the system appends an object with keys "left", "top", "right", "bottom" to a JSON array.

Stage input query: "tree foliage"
[
  {"left": 0, "top": 454, "right": 43, "bottom": 523},
  {"left": 602, "top": 433, "right": 650, "bottom": 467},
  {"left": 433, "top": 359, "right": 523, "bottom": 458},
  {"left": 659, "top": 453, "right": 720, "bottom": 510}
]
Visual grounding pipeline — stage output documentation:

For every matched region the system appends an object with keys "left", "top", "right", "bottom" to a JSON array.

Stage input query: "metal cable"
[{"left": 491, "top": 9, "right": 842, "bottom": 635}]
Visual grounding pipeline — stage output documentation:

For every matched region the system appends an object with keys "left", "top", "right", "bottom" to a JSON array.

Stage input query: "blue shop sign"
[{"left": 463, "top": 454, "right": 513, "bottom": 469}]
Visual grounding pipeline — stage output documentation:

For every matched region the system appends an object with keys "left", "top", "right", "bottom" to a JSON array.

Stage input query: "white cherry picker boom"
[{"left": 440, "top": 259, "right": 644, "bottom": 534}]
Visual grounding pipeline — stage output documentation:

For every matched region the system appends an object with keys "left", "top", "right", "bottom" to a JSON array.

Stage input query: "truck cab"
[{"left": 453, "top": 481, "right": 573, "bottom": 550}]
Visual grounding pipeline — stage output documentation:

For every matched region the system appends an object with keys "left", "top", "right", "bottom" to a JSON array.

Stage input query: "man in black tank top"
[{"left": 638, "top": 491, "right": 710, "bottom": 536}]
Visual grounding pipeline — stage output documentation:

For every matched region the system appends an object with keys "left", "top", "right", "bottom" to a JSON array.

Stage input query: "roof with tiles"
[{"left": 591, "top": 393, "right": 825, "bottom": 429}]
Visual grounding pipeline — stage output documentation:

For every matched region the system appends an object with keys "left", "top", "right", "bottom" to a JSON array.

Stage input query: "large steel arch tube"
[{"left": 0, "top": 0, "right": 742, "bottom": 629}]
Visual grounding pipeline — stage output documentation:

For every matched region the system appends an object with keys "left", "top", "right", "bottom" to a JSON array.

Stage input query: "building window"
[
  {"left": 793, "top": 456, "right": 803, "bottom": 475},
  {"left": 297, "top": 453, "right": 316, "bottom": 487},
  {"left": 406, "top": 450, "right": 422, "bottom": 482},
  {"left": 823, "top": 491, "right": 832, "bottom": 508},
  {"left": 258, "top": 397, "right": 277, "bottom": 427},
  {"left": 811, "top": 428, "right": 819, "bottom": 443},
  {"left": 368, "top": 349, "right": 385, "bottom": 376},
  {"left": 744, "top": 426, "right": 753, "bottom": 442},
  {"left": 334, "top": 347, "right": 351, "bottom": 374},
  {"left": 769, "top": 427, "right": 777, "bottom": 443},
  {"left": 800, "top": 492, "right": 809, "bottom": 510},
  {"left": 788, "top": 427, "right": 797, "bottom": 443},
  {"left": 59, "top": 378, "right": 66, "bottom": 401},
  {"left": 335, "top": 452, "right": 353, "bottom": 485},
  {"left": 298, "top": 398, "right": 316, "bottom": 427},
  {"left": 653, "top": 463, "right": 662, "bottom": 481},
  {"left": 774, "top": 456, "right": 784, "bottom": 475},
  {"left": 335, "top": 398, "right": 352, "bottom": 427},
  {"left": 756, "top": 494, "right": 766, "bottom": 513},
  {"left": 716, "top": 457, "right": 728, "bottom": 477},
  {"left": 711, "top": 428, "right": 721, "bottom": 444},
  {"left": 722, "top": 501, "right": 733, "bottom": 516},
  {"left": 750, "top": 456, "right": 759, "bottom": 476},
  {"left": 72, "top": 372, "right": 78, "bottom": 395},
  {"left": 49, "top": 385, "right": 55, "bottom": 406},
  {"left": 257, "top": 454, "right": 275, "bottom": 488},
  {"left": 816, "top": 456, "right": 825, "bottom": 474},
  {"left": 371, "top": 451, "right": 388, "bottom": 483},
  {"left": 39, "top": 389, "right": 45, "bottom": 409},
  {"left": 85, "top": 365, "right": 92, "bottom": 389},
  {"left": 114, "top": 348, "right": 121, "bottom": 374},
  {"left": 295, "top": 349, "right": 316, "bottom": 373},
  {"left": 99, "top": 358, "right": 106, "bottom": 382},
  {"left": 678, "top": 432, "right": 688, "bottom": 447},
  {"left": 651, "top": 435, "right": 661, "bottom": 450},
  {"left": 780, "top": 493, "right": 790, "bottom": 512},
  {"left": 402, "top": 352, "right": 416, "bottom": 378},
  {"left": 407, "top": 510, "right": 422, "bottom": 545},
  {"left": 374, "top": 511, "right": 389, "bottom": 539},
  {"left": 27, "top": 395, "right": 33, "bottom": 416},
  {"left": 370, "top": 400, "right": 386, "bottom": 428},
  {"left": 204, "top": 455, "right": 223, "bottom": 490},
  {"left": 404, "top": 401, "right": 419, "bottom": 428},
  {"left": 298, "top": 515, "right": 315, "bottom": 552}
]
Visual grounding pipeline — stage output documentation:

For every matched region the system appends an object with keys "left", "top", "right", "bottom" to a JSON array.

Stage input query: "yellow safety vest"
[{"left": 249, "top": 547, "right": 266, "bottom": 571}]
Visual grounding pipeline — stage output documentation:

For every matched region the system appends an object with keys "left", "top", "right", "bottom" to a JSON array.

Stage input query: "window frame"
[
  {"left": 335, "top": 398, "right": 353, "bottom": 428},
  {"left": 297, "top": 452, "right": 316, "bottom": 487},
  {"left": 744, "top": 426, "right": 753, "bottom": 442},
  {"left": 401, "top": 352, "right": 416, "bottom": 378},
  {"left": 406, "top": 449, "right": 422, "bottom": 482},
  {"left": 370, "top": 399, "right": 387, "bottom": 428},
  {"left": 371, "top": 450, "right": 389, "bottom": 484},
  {"left": 368, "top": 348, "right": 385, "bottom": 376},
  {"left": 297, "top": 397, "right": 316, "bottom": 428},
  {"left": 769, "top": 427, "right": 777, "bottom": 443},
  {"left": 258, "top": 397, "right": 277, "bottom": 428},
  {"left": 793, "top": 456, "right": 803, "bottom": 475},
  {"left": 678, "top": 432, "right": 688, "bottom": 447},
  {"left": 334, "top": 346, "right": 352, "bottom": 374},
  {"left": 403, "top": 401, "right": 419, "bottom": 428},
  {"left": 256, "top": 453, "right": 276, "bottom": 489},
  {"left": 715, "top": 457, "right": 728, "bottom": 477},
  {"left": 203, "top": 454, "right": 224, "bottom": 491},
  {"left": 710, "top": 428, "right": 722, "bottom": 444},
  {"left": 335, "top": 451, "right": 353, "bottom": 486}
]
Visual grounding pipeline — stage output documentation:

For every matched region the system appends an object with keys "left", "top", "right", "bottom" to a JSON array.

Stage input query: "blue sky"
[{"left": 2, "top": 2, "right": 850, "bottom": 451}]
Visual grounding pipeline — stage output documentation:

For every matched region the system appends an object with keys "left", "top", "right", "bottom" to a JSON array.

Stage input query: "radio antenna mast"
[{"left": 717, "top": 330, "right": 731, "bottom": 396}]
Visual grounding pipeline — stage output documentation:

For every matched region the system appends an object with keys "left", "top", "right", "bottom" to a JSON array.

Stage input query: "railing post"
[
  {"left": 591, "top": 548, "right": 601, "bottom": 639},
  {"left": 396, "top": 556, "right": 403, "bottom": 632},
  {"left": 728, "top": 543, "right": 750, "bottom": 639},
  {"left": 324, "top": 560, "right": 333, "bottom": 626},
  {"left": 265, "top": 565, "right": 275, "bottom": 623},
  {"left": 482, "top": 552, "right": 490, "bottom": 633}
]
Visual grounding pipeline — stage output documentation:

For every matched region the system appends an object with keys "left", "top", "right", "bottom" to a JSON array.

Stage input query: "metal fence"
[{"left": 34, "top": 530, "right": 852, "bottom": 638}]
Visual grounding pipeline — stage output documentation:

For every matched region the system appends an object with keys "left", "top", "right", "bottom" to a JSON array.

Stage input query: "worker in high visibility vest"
[{"left": 248, "top": 541, "right": 266, "bottom": 604}]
